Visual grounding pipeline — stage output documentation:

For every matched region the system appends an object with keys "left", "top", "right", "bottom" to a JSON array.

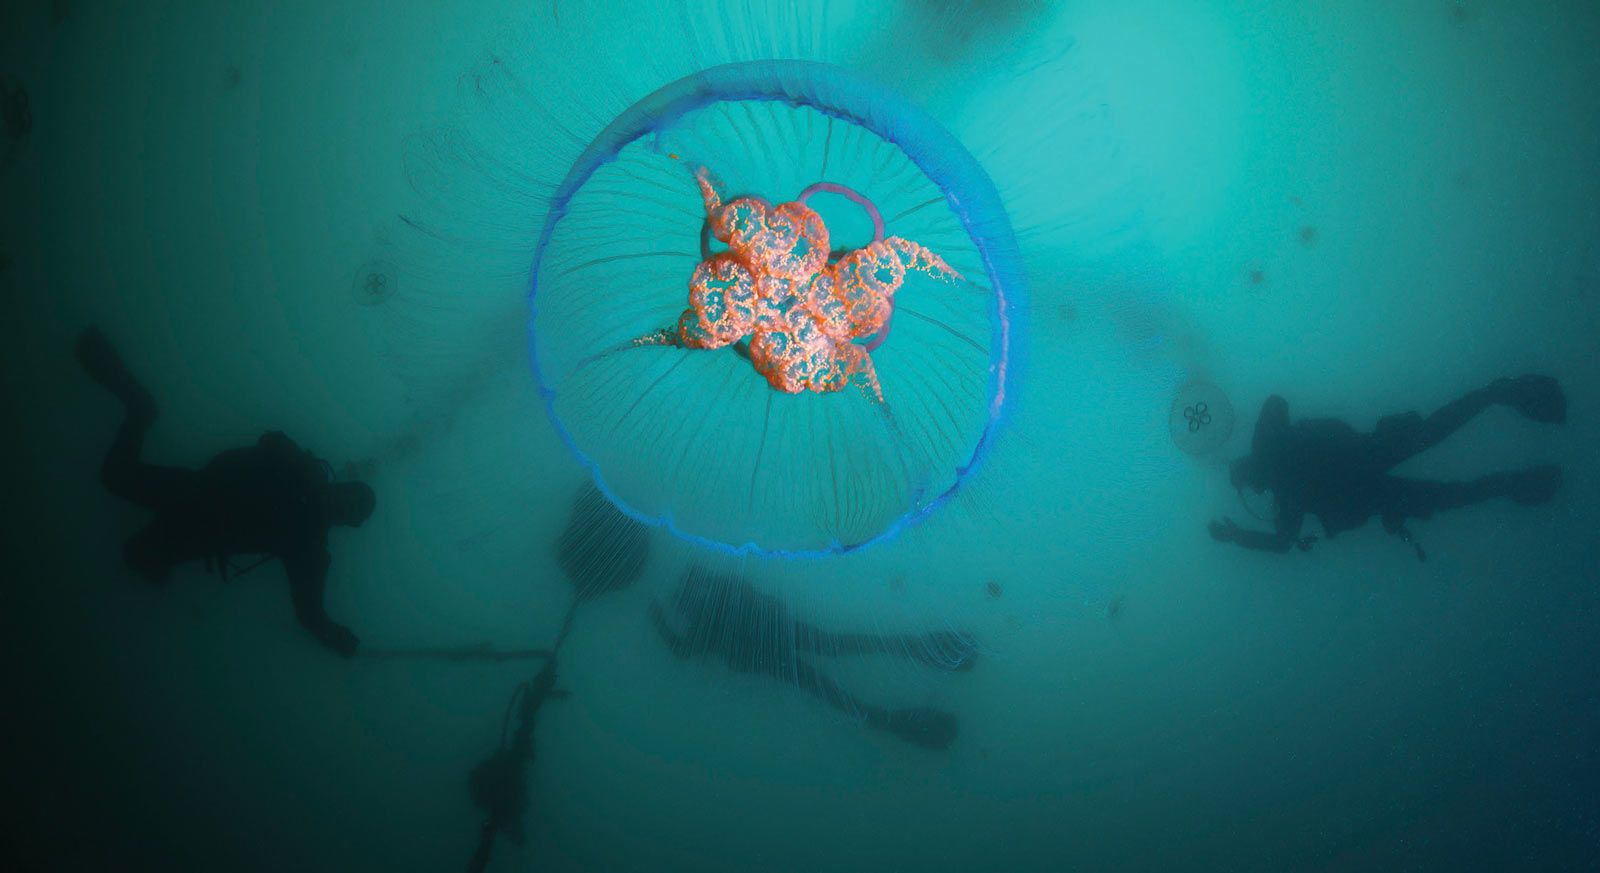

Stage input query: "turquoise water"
[{"left": 3, "top": 1, "right": 1597, "bottom": 871}]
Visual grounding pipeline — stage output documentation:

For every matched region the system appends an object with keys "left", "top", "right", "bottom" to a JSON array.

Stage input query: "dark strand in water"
[{"left": 366, "top": 644, "right": 554, "bottom": 663}]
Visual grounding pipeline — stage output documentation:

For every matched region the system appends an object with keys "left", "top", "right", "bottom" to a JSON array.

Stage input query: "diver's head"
[
  {"left": 323, "top": 481, "right": 376, "bottom": 527},
  {"left": 1229, "top": 454, "right": 1268, "bottom": 494}
]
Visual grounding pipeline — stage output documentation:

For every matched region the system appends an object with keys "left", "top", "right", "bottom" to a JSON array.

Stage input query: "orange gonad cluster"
[{"left": 629, "top": 167, "right": 961, "bottom": 402}]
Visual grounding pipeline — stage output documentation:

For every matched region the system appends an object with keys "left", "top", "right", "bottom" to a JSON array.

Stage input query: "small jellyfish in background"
[
  {"left": 1298, "top": 225, "right": 1317, "bottom": 246},
  {"left": 984, "top": 580, "right": 1003, "bottom": 599},
  {"left": 1168, "top": 379, "right": 1235, "bottom": 458},
  {"left": 1106, "top": 594, "right": 1124, "bottom": 622},
  {"left": 1248, "top": 268, "right": 1265, "bottom": 287},
  {"left": 350, "top": 259, "right": 397, "bottom": 306},
  {"left": 223, "top": 66, "right": 242, "bottom": 91}
]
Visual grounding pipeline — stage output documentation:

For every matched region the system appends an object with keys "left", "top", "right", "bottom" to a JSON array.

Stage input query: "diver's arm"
[
  {"left": 1210, "top": 508, "right": 1307, "bottom": 553},
  {"left": 286, "top": 547, "right": 359, "bottom": 657}
]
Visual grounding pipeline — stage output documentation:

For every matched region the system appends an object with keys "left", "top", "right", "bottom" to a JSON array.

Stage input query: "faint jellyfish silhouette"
[
  {"left": 351, "top": 259, "right": 398, "bottom": 306},
  {"left": 1168, "top": 380, "right": 1235, "bottom": 458}
]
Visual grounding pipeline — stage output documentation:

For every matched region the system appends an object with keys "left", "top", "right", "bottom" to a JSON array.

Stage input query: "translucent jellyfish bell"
[
  {"left": 530, "top": 62, "right": 1024, "bottom": 556},
  {"left": 351, "top": 259, "right": 398, "bottom": 306},
  {"left": 1168, "top": 379, "right": 1235, "bottom": 458}
]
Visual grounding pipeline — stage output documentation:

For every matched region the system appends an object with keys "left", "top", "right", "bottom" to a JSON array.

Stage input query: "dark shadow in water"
[
  {"left": 652, "top": 565, "right": 975, "bottom": 750},
  {"left": 557, "top": 482, "right": 649, "bottom": 603},
  {"left": 905, "top": 0, "right": 1052, "bottom": 64},
  {"left": 2, "top": 77, "right": 31, "bottom": 141}
]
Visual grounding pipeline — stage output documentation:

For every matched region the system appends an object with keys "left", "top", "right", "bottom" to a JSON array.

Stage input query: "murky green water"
[{"left": 3, "top": 2, "right": 1596, "bottom": 871}]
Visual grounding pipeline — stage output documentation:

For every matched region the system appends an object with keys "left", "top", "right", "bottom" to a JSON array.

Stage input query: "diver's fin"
[
  {"left": 1495, "top": 374, "right": 1566, "bottom": 424},
  {"left": 75, "top": 327, "right": 156, "bottom": 421},
  {"left": 1502, "top": 464, "right": 1562, "bottom": 506}
]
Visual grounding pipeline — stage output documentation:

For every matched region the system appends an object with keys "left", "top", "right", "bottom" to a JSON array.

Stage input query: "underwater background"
[{"left": 2, "top": 1, "right": 1597, "bottom": 871}]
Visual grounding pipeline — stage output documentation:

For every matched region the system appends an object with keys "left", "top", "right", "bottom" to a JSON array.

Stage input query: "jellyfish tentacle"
[
  {"left": 839, "top": 342, "right": 884, "bottom": 405},
  {"left": 885, "top": 236, "right": 963, "bottom": 284},
  {"left": 694, "top": 165, "right": 724, "bottom": 216},
  {"left": 572, "top": 325, "right": 688, "bottom": 373},
  {"left": 682, "top": 255, "right": 757, "bottom": 348}
]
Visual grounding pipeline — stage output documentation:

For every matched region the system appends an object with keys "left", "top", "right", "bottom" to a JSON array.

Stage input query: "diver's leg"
[
  {"left": 793, "top": 624, "right": 880, "bottom": 656},
  {"left": 1370, "top": 390, "right": 1496, "bottom": 470},
  {"left": 1492, "top": 374, "right": 1567, "bottom": 424},
  {"left": 1387, "top": 466, "right": 1562, "bottom": 522},
  {"left": 795, "top": 624, "right": 977, "bottom": 671},
  {"left": 792, "top": 659, "right": 873, "bottom": 720},
  {"left": 98, "top": 406, "right": 202, "bottom": 513},
  {"left": 1373, "top": 377, "right": 1568, "bottom": 470},
  {"left": 122, "top": 518, "right": 207, "bottom": 585},
  {"left": 793, "top": 658, "right": 960, "bottom": 749},
  {"left": 76, "top": 327, "right": 155, "bottom": 421},
  {"left": 78, "top": 327, "right": 201, "bottom": 510}
]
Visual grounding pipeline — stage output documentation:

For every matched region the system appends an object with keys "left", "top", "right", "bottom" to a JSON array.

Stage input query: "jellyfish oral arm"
[
  {"left": 797, "top": 181, "right": 886, "bottom": 244},
  {"left": 622, "top": 162, "right": 963, "bottom": 403}
]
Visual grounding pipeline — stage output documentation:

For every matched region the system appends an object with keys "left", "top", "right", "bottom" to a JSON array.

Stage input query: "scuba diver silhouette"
[
  {"left": 76, "top": 327, "right": 375, "bottom": 656},
  {"left": 1213, "top": 375, "right": 1565, "bottom": 560},
  {"left": 650, "top": 566, "right": 976, "bottom": 749},
  {"left": 466, "top": 650, "right": 566, "bottom": 873}
]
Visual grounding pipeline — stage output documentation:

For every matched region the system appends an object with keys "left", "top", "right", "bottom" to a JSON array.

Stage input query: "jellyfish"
[
  {"left": 350, "top": 259, "right": 397, "bottom": 306},
  {"left": 530, "top": 61, "right": 1024, "bottom": 556},
  {"left": 375, "top": 5, "right": 1157, "bottom": 838},
  {"left": 1168, "top": 379, "right": 1236, "bottom": 458}
]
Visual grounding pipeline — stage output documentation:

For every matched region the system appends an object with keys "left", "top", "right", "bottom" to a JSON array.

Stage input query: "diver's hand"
[
  {"left": 1208, "top": 518, "right": 1240, "bottom": 543},
  {"left": 321, "top": 624, "right": 360, "bottom": 658}
]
